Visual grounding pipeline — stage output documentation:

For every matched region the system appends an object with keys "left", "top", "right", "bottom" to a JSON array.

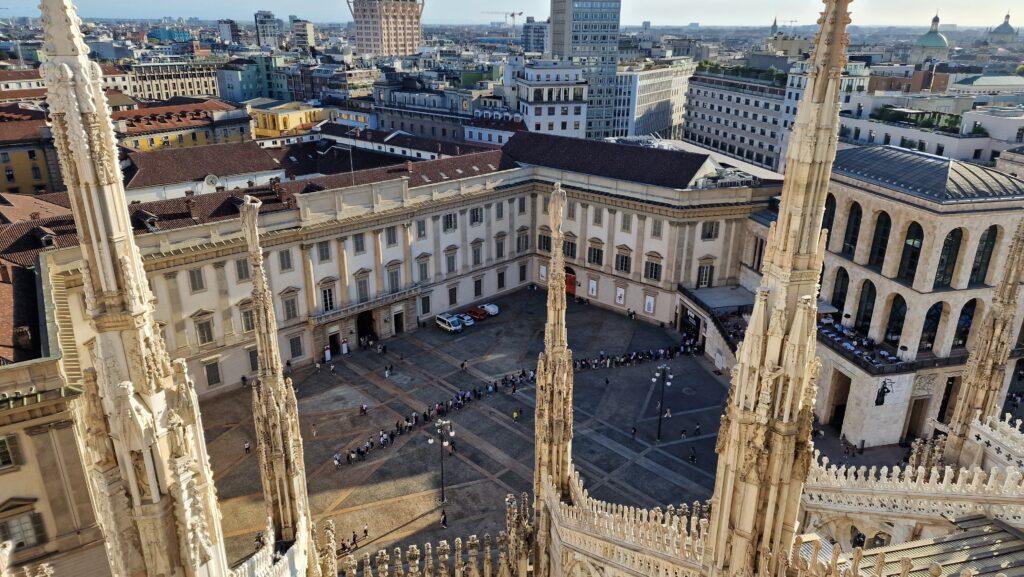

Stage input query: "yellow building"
[
  {"left": 244, "top": 98, "right": 338, "bottom": 138},
  {"left": 0, "top": 104, "right": 62, "bottom": 194},
  {"left": 113, "top": 97, "right": 253, "bottom": 152}
]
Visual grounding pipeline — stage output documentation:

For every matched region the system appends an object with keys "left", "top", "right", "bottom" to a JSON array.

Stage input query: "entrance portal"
[
  {"left": 829, "top": 371, "right": 852, "bottom": 431},
  {"left": 357, "top": 310, "right": 377, "bottom": 343},
  {"left": 394, "top": 311, "right": 404, "bottom": 334},
  {"left": 328, "top": 333, "right": 341, "bottom": 356},
  {"left": 565, "top": 267, "right": 576, "bottom": 297}
]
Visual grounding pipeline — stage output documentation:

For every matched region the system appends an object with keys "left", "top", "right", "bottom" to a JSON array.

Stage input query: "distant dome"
[
  {"left": 991, "top": 14, "right": 1016, "bottom": 35},
  {"left": 915, "top": 15, "right": 949, "bottom": 48}
]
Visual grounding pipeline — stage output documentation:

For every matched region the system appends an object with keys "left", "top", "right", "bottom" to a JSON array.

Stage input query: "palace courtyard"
[{"left": 200, "top": 288, "right": 730, "bottom": 565}]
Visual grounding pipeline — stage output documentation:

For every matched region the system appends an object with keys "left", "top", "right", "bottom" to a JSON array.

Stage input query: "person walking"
[
  {"left": 631, "top": 426, "right": 637, "bottom": 438},
  {"left": 512, "top": 409, "right": 519, "bottom": 422},
  {"left": 363, "top": 523, "right": 369, "bottom": 538},
  {"left": 244, "top": 441, "right": 251, "bottom": 455},
  {"left": 664, "top": 408, "right": 672, "bottom": 419},
  {"left": 440, "top": 509, "right": 448, "bottom": 529},
  {"left": 689, "top": 447, "right": 697, "bottom": 464},
  {"left": 311, "top": 424, "right": 318, "bottom": 438},
  {"left": 694, "top": 423, "right": 702, "bottom": 436},
  {"left": 680, "top": 428, "right": 687, "bottom": 440}
]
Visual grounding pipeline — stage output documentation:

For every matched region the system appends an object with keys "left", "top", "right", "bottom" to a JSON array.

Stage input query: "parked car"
[
  {"left": 435, "top": 313, "right": 464, "bottom": 333},
  {"left": 480, "top": 303, "right": 500, "bottom": 316},
  {"left": 456, "top": 312, "right": 475, "bottom": 326},
  {"left": 466, "top": 307, "right": 488, "bottom": 320}
]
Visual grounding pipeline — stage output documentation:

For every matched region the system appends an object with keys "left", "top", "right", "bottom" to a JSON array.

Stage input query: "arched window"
[
  {"left": 969, "top": 225, "right": 998, "bottom": 286},
  {"left": 884, "top": 295, "right": 907, "bottom": 347},
  {"left": 822, "top": 194, "right": 837, "bottom": 243},
  {"left": 919, "top": 302, "right": 944, "bottom": 352},
  {"left": 854, "top": 280, "right": 876, "bottom": 334},
  {"left": 841, "top": 202, "right": 862, "bottom": 257},
  {"left": 897, "top": 222, "right": 924, "bottom": 284},
  {"left": 831, "top": 267, "right": 850, "bottom": 311},
  {"left": 867, "top": 211, "right": 891, "bottom": 269},
  {"left": 933, "top": 228, "right": 963, "bottom": 289},
  {"left": 952, "top": 299, "right": 977, "bottom": 349}
]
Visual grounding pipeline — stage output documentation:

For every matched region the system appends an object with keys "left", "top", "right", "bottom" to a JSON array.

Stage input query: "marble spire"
[
  {"left": 945, "top": 218, "right": 1024, "bottom": 466},
  {"left": 38, "top": 0, "right": 230, "bottom": 575},
  {"left": 703, "top": 1, "right": 852, "bottom": 577},
  {"left": 532, "top": 183, "right": 575, "bottom": 577},
  {"left": 241, "top": 196, "right": 321, "bottom": 576}
]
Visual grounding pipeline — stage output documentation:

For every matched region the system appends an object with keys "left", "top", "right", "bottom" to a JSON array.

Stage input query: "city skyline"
[{"left": 2, "top": 0, "right": 1018, "bottom": 28}]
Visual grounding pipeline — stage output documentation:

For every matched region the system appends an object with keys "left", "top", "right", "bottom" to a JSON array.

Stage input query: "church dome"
[
  {"left": 991, "top": 14, "right": 1016, "bottom": 35},
  {"left": 915, "top": 15, "right": 949, "bottom": 48}
]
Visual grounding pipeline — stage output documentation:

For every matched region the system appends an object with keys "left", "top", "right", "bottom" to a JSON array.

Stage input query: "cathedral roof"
[
  {"left": 992, "top": 14, "right": 1016, "bottom": 35},
  {"left": 915, "top": 15, "right": 949, "bottom": 48},
  {"left": 833, "top": 145, "right": 1024, "bottom": 203}
]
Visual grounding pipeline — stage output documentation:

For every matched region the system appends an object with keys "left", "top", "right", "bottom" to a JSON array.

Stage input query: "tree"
[{"left": 1017, "top": 64, "right": 1024, "bottom": 76}]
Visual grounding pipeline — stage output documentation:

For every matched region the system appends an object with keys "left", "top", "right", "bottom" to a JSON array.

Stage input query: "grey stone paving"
[{"left": 201, "top": 289, "right": 730, "bottom": 566}]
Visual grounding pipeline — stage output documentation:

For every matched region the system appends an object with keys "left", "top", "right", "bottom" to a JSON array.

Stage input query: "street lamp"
[
  {"left": 427, "top": 418, "right": 455, "bottom": 503},
  {"left": 654, "top": 364, "right": 673, "bottom": 441}
]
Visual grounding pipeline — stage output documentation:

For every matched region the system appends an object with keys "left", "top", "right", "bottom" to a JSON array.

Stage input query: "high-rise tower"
[
  {"left": 39, "top": 0, "right": 230, "bottom": 575},
  {"left": 703, "top": 1, "right": 852, "bottom": 576},
  {"left": 944, "top": 218, "right": 1024, "bottom": 466},
  {"left": 532, "top": 183, "right": 575, "bottom": 577}
]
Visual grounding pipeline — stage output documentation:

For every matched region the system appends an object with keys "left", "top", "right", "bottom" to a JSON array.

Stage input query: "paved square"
[{"left": 201, "top": 289, "right": 730, "bottom": 565}]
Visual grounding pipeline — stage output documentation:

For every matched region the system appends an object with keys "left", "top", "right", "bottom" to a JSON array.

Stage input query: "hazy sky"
[{"left": 5, "top": 0, "right": 1016, "bottom": 27}]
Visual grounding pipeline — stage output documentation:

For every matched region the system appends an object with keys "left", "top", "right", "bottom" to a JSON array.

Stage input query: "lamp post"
[
  {"left": 654, "top": 364, "right": 673, "bottom": 441},
  {"left": 427, "top": 418, "right": 455, "bottom": 503}
]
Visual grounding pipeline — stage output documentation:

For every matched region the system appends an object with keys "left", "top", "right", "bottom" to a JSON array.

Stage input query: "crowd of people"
[{"left": 570, "top": 342, "right": 704, "bottom": 372}]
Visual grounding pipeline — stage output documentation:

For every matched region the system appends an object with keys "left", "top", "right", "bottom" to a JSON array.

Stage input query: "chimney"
[
  {"left": 29, "top": 212, "right": 40, "bottom": 220},
  {"left": 184, "top": 197, "right": 196, "bottom": 218}
]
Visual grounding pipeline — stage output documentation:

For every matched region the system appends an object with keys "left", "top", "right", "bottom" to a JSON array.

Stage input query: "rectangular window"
[
  {"left": 443, "top": 213, "right": 458, "bottom": 232},
  {"left": 448, "top": 286, "right": 458, "bottom": 306},
  {"left": 418, "top": 260, "right": 429, "bottom": 282},
  {"left": 563, "top": 240, "right": 577, "bottom": 259},
  {"left": 0, "top": 436, "right": 17, "bottom": 468},
  {"left": 697, "top": 264, "right": 714, "bottom": 288},
  {"left": 188, "top": 268, "right": 206, "bottom": 292},
  {"left": 278, "top": 249, "right": 293, "bottom": 271},
  {"left": 497, "top": 270, "right": 506, "bottom": 289},
  {"left": 469, "top": 207, "right": 483, "bottom": 225},
  {"left": 204, "top": 362, "right": 221, "bottom": 387},
  {"left": 248, "top": 348, "right": 259, "bottom": 372},
  {"left": 321, "top": 287, "right": 335, "bottom": 311},
  {"left": 472, "top": 244, "right": 482, "bottom": 266},
  {"left": 519, "top": 263, "right": 527, "bottom": 282},
  {"left": 357, "top": 278, "right": 369, "bottom": 302},
  {"left": 446, "top": 253, "right": 457, "bottom": 274},
  {"left": 644, "top": 261, "right": 662, "bottom": 281},
  {"left": 496, "top": 202, "right": 504, "bottom": 220},
  {"left": 353, "top": 233, "right": 366, "bottom": 254},
  {"left": 474, "top": 278, "right": 483, "bottom": 297},
  {"left": 420, "top": 295, "right": 431, "bottom": 315},
  {"left": 567, "top": 202, "right": 576, "bottom": 220},
  {"left": 518, "top": 196, "right": 526, "bottom": 214},
  {"left": 317, "top": 240, "right": 331, "bottom": 263},
  {"left": 593, "top": 208, "right": 603, "bottom": 226},
  {"left": 621, "top": 213, "right": 632, "bottom": 233},
  {"left": 542, "top": 197, "right": 550, "bottom": 214},
  {"left": 289, "top": 335, "right": 303, "bottom": 359},
  {"left": 651, "top": 219, "right": 663, "bottom": 239},
  {"left": 196, "top": 319, "right": 214, "bottom": 344},
  {"left": 538, "top": 234, "right": 552, "bottom": 252},
  {"left": 385, "top": 226, "right": 398, "bottom": 246},
  {"left": 701, "top": 221, "right": 720, "bottom": 240},
  {"left": 516, "top": 233, "right": 529, "bottom": 253},
  {"left": 416, "top": 219, "right": 427, "bottom": 239},
  {"left": 388, "top": 269, "right": 401, "bottom": 293},
  {"left": 31, "top": 166, "right": 41, "bottom": 180},
  {"left": 235, "top": 259, "right": 250, "bottom": 282},
  {"left": 241, "top": 309, "right": 255, "bottom": 332},
  {"left": 283, "top": 296, "right": 298, "bottom": 320},
  {"left": 495, "top": 238, "right": 505, "bottom": 259},
  {"left": 2, "top": 513, "right": 42, "bottom": 551},
  {"left": 614, "top": 254, "right": 632, "bottom": 273},
  {"left": 587, "top": 246, "right": 604, "bottom": 266}
]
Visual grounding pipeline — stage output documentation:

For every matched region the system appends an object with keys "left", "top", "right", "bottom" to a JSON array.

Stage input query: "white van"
[{"left": 435, "top": 313, "right": 464, "bottom": 333}]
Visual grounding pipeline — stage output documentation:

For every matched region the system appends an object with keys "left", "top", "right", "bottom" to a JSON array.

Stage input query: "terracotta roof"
[
  {"left": 0, "top": 88, "right": 46, "bottom": 103},
  {"left": 0, "top": 119, "right": 47, "bottom": 144},
  {"left": 0, "top": 193, "right": 71, "bottom": 225},
  {"left": 112, "top": 99, "right": 245, "bottom": 136},
  {"left": 319, "top": 124, "right": 490, "bottom": 157},
  {"left": 0, "top": 65, "right": 125, "bottom": 82},
  {"left": 0, "top": 103, "right": 46, "bottom": 122},
  {"left": 502, "top": 132, "right": 714, "bottom": 189},
  {"left": 124, "top": 141, "right": 282, "bottom": 189}
]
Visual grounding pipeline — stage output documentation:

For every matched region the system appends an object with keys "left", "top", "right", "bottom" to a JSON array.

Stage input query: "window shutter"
[
  {"left": 31, "top": 512, "right": 47, "bottom": 545},
  {"left": 6, "top": 434, "right": 22, "bottom": 466}
]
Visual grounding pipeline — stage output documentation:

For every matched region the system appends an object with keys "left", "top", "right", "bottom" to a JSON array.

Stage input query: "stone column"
[
  {"left": 841, "top": 275, "right": 862, "bottom": 328},
  {"left": 26, "top": 421, "right": 79, "bottom": 547},
  {"left": 867, "top": 295, "right": 889, "bottom": 342},
  {"left": 579, "top": 202, "right": 590, "bottom": 266},
  {"left": 881, "top": 220, "right": 905, "bottom": 278},
  {"left": 898, "top": 302, "right": 926, "bottom": 361},
  {"left": 163, "top": 271, "right": 186, "bottom": 352},
  {"left": 213, "top": 261, "right": 233, "bottom": 336},
  {"left": 912, "top": 224, "right": 940, "bottom": 293},
  {"left": 829, "top": 201, "right": 851, "bottom": 254},
  {"left": 301, "top": 243, "right": 317, "bottom": 317},
  {"left": 402, "top": 224, "right": 414, "bottom": 288},
  {"left": 664, "top": 221, "right": 681, "bottom": 291},
  {"left": 951, "top": 232, "right": 975, "bottom": 290},
  {"left": 432, "top": 216, "right": 443, "bottom": 277},
  {"left": 632, "top": 214, "right": 646, "bottom": 282},
  {"left": 852, "top": 213, "right": 874, "bottom": 265},
  {"left": 459, "top": 209, "right": 470, "bottom": 269},
  {"left": 483, "top": 203, "right": 494, "bottom": 263},
  {"left": 605, "top": 208, "right": 617, "bottom": 275},
  {"left": 372, "top": 229, "right": 385, "bottom": 298},
  {"left": 682, "top": 222, "right": 697, "bottom": 287},
  {"left": 337, "top": 237, "right": 350, "bottom": 306}
]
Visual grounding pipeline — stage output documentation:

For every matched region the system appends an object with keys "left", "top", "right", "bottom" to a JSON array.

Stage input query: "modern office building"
[
  {"left": 522, "top": 16, "right": 550, "bottom": 54},
  {"left": 254, "top": 10, "right": 282, "bottom": 49},
  {"left": 346, "top": 0, "right": 424, "bottom": 56}
]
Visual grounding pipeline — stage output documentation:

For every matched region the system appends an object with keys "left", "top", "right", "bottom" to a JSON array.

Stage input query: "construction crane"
[{"left": 482, "top": 11, "right": 524, "bottom": 30}]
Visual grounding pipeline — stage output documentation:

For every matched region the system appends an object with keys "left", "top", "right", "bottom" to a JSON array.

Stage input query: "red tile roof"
[
  {"left": 0, "top": 88, "right": 46, "bottom": 103},
  {"left": 0, "top": 193, "right": 71, "bottom": 225},
  {"left": 0, "top": 119, "right": 47, "bottom": 144},
  {"left": 124, "top": 141, "right": 281, "bottom": 189},
  {"left": 0, "top": 65, "right": 125, "bottom": 83},
  {"left": 112, "top": 99, "right": 245, "bottom": 137}
]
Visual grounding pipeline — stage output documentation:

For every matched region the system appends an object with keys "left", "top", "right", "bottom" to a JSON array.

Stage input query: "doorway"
[
  {"left": 394, "top": 311, "right": 404, "bottom": 335},
  {"left": 328, "top": 333, "right": 341, "bottom": 357},
  {"left": 829, "top": 371, "right": 852, "bottom": 431},
  {"left": 937, "top": 376, "right": 960, "bottom": 424},
  {"left": 565, "top": 267, "right": 577, "bottom": 297},
  {"left": 903, "top": 397, "right": 930, "bottom": 442},
  {"left": 357, "top": 310, "right": 377, "bottom": 343}
]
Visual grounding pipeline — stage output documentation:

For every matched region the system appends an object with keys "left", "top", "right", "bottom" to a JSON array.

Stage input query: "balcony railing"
[{"left": 310, "top": 284, "right": 423, "bottom": 324}]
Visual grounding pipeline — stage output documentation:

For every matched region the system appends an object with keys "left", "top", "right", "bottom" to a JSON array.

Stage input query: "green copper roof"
[{"left": 915, "top": 30, "right": 949, "bottom": 48}]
